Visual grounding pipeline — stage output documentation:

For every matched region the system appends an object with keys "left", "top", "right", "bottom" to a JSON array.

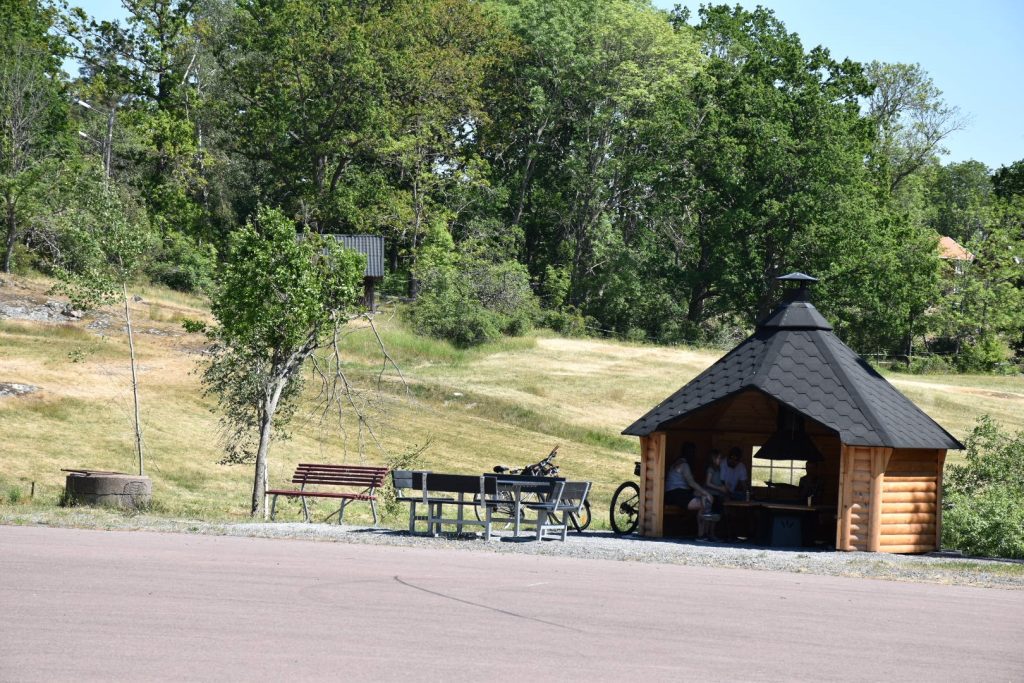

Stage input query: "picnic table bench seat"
[
  {"left": 268, "top": 463, "right": 387, "bottom": 525},
  {"left": 392, "top": 470, "right": 497, "bottom": 536},
  {"left": 525, "top": 480, "right": 592, "bottom": 541}
]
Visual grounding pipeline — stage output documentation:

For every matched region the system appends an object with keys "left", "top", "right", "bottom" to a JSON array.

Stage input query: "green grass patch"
[
  {"left": 387, "top": 381, "right": 634, "bottom": 454},
  {"left": 331, "top": 311, "right": 537, "bottom": 369},
  {"left": 926, "top": 560, "right": 1024, "bottom": 575}
]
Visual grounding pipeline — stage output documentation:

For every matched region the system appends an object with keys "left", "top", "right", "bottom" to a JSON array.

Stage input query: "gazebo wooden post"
[
  {"left": 638, "top": 432, "right": 666, "bottom": 537},
  {"left": 868, "top": 447, "right": 894, "bottom": 552},
  {"left": 837, "top": 445, "right": 854, "bottom": 550},
  {"left": 935, "top": 450, "right": 947, "bottom": 550}
]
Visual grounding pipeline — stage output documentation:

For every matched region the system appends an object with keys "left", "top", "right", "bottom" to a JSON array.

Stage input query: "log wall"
[
  {"left": 877, "top": 449, "right": 945, "bottom": 554},
  {"left": 837, "top": 445, "right": 945, "bottom": 553}
]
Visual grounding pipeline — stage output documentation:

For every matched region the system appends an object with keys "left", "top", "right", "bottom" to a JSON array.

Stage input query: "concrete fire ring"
[{"left": 64, "top": 471, "right": 152, "bottom": 510}]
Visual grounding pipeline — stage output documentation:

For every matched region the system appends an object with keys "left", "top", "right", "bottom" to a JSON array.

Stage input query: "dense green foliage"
[
  {"left": 943, "top": 417, "right": 1024, "bottom": 559},
  {"left": 2, "top": 0, "right": 1022, "bottom": 365}
]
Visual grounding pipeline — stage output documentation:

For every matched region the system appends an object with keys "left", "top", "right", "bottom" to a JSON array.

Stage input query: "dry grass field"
[{"left": 2, "top": 273, "right": 1022, "bottom": 528}]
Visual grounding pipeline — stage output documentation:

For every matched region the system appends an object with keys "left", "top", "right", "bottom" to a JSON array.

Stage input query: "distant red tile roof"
[{"left": 939, "top": 236, "right": 974, "bottom": 261}]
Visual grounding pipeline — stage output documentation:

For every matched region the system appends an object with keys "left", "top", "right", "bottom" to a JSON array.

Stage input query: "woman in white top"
[{"left": 665, "top": 442, "right": 714, "bottom": 539}]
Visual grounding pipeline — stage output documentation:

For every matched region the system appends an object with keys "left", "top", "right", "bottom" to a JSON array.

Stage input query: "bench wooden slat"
[
  {"left": 291, "top": 474, "right": 384, "bottom": 485},
  {"left": 269, "top": 463, "right": 388, "bottom": 525},
  {"left": 266, "top": 490, "right": 376, "bottom": 500}
]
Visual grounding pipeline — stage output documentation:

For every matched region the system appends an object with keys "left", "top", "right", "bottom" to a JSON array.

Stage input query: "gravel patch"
[{"left": 3, "top": 509, "right": 1021, "bottom": 590}]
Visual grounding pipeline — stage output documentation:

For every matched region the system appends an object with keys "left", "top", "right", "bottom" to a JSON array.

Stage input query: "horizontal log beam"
[
  {"left": 881, "top": 512, "right": 936, "bottom": 524},
  {"left": 880, "top": 523, "right": 936, "bottom": 535},
  {"left": 882, "top": 491, "right": 936, "bottom": 503},
  {"left": 880, "top": 534, "right": 933, "bottom": 545},
  {"left": 886, "top": 460, "right": 938, "bottom": 470},
  {"left": 884, "top": 503, "right": 936, "bottom": 514},
  {"left": 883, "top": 481, "right": 937, "bottom": 493}
]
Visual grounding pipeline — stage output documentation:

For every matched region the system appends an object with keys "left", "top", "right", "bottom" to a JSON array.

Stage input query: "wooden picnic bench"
[{"left": 268, "top": 463, "right": 388, "bottom": 525}]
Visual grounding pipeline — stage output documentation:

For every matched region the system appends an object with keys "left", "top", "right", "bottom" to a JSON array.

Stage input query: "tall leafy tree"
[
  {"left": 480, "top": 0, "right": 701, "bottom": 323},
  {"left": 62, "top": 0, "right": 222, "bottom": 279},
  {"left": 214, "top": 0, "right": 499, "bottom": 293},
  {"left": 1, "top": 0, "right": 70, "bottom": 272},
  {"left": 866, "top": 60, "right": 966, "bottom": 194},
  {"left": 663, "top": 5, "right": 875, "bottom": 324},
  {"left": 993, "top": 159, "right": 1024, "bottom": 200}
]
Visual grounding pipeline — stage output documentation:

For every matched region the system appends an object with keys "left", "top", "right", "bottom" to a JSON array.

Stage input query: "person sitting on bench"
[
  {"left": 665, "top": 442, "right": 715, "bottom": 540},
  {"left": 721, "top": 447, "right": 749, "bottom": 501}
]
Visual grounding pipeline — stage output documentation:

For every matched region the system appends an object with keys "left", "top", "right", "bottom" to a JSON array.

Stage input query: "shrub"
[
  {"left": 955, "top": 335, "right": 1014, "bottom": 373},
  {"left": 410, "top": 253, "right": 538, "bottom": 347},
  {"left": 540, "top": 307, "right": 589, "bottom": 337},
  {"left": 906, "top": 354, "right": 953, "bottom": 375},
  {"left": 411, "top": 285, "right": 500, "bottom": 347},
  {"left": 942, "top": 416, "right": 1024, "bottom": 559},
  {"left": 146, "top": 233, "right": 217, "bottom": 293}
]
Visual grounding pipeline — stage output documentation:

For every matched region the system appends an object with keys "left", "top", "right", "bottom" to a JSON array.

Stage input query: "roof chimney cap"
[{"left": 776, "top": 272, "right": 818, "bottom": 284}]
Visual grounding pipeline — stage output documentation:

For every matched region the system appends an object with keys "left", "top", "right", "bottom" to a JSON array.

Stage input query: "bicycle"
[
  {"left": 609, "top": 460, "right": 641, "bottom": 535},
  {"left": 474, "top": 446, "right": 592, "bottom": 533}
]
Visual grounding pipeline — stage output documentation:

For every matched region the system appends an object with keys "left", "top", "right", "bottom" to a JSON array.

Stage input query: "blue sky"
[{"left": 72, "top": 0, "right": 1023, "bottom": 169}]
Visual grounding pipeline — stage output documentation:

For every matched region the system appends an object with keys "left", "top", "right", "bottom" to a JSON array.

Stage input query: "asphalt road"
[{"left": 1, "top": 526, "right": 1021, "bottom": 682}]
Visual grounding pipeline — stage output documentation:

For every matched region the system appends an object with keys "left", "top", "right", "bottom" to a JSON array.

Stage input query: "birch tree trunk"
[{"left": 123, "top": 284, "right": 144, "bottom": 476}]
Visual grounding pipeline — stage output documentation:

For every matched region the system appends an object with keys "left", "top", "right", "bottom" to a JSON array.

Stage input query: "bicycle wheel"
[
  {"left": 475, "top": 491, "right": 517, "bottom": 530},
  {"left": 570, "top": 500, "right": 592, "bottom": 533},
  {"left": 610, "top": 481, "right": 640, "bottom": 535}
]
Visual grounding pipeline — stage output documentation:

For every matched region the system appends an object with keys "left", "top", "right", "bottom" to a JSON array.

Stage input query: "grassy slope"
[{"left": 2, "top": 274, "right": 1022, "bottom": 528}]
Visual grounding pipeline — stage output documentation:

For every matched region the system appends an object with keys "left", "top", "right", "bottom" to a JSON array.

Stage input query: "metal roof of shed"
[
  {"left": 324, "top": 235, "right": 385, "bottom": 278},
  {"left": 622, "top": 277, "right": 964, "bottom": 450}
]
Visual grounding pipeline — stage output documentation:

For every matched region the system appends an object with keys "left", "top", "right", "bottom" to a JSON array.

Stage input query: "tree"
[
  {"left": 660, "top": 5, "right": 876, "bottom": 326},
  {"left": 53, "top": 175, "right": 153, "bottom": 474},
  {"left": 479, "top": 0, "right": 701, "bottom": 331},
  {"left": 866, "top": 61, "right": 967, "bottom": 194},
  {"left": 925, "top": 160, "right": 994, "bottom": 243},
  {"left": 929, "top": 197, "right": 1024, "bottom": 367},
  {"left": 1, "top": 0, "right": 70, "bottom": 273},
  {"left": 993, "top": 159, "right": 1024, "bottom": 200},
  {"left": 201, "top": 206, "right": 365, "bottom": 518},
  {"left": 213, "top": 0, "right": 500, "bottom": 295},
  {"left": 63, "top": 1, "right": 207, "bottom": 215}
]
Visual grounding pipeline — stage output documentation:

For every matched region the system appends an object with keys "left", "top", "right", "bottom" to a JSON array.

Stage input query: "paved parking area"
[{"left": 2, "top": 525, "right": 1022, "bottom": 681}]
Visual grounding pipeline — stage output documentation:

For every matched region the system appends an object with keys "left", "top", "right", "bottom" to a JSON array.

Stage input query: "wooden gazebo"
[{"left": 622, "top": 274, "right": 963, "bottom": 553}]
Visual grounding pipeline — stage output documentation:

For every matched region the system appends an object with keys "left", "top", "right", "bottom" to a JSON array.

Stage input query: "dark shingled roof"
[
  {"left": 623, "top": 282, "right": 963, "bottom": 450},
  {"left": 324, "top": 235, "right": 385, "bottom": 278}
]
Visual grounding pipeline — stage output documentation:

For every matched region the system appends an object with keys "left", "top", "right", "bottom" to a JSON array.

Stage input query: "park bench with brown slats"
[{"left": 268, "top": 463, "right": 388, "bottom": 525}]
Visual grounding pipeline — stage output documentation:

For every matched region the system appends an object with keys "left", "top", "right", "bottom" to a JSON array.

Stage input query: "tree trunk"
[
  {"left": 123, "top": 284, "right": 144, "bottom": 475},
  {"left": 251, "top": 398, "right": 275, "bottom": 519},
  {"left": 3, "top": 193, "right": 16, "bottom": 274},
  {"left": 251, "top": 373, "right": 288, "bottom": 519}
]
